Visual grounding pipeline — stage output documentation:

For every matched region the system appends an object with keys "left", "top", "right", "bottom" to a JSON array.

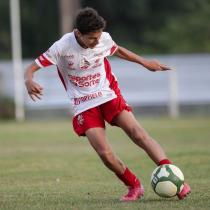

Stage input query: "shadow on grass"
[
  {"left": 75, "top": 197, "right": 180, "bottom": 205},
  {"left": 141, "top": 198, "right": 180, "bottom": 203}
]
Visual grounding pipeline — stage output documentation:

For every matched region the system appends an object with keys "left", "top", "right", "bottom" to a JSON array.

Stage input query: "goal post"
[{"left": 10, "top": 0, "right": 25, "bottom": 122}]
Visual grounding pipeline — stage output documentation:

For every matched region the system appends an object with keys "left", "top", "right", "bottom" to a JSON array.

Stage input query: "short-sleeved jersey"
[{"left": 35, "top": 31, "right": 120, "bottom": 116}]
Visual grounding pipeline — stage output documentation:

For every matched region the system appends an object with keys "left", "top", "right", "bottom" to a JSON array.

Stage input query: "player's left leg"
[{"left": 112, "top": 110, "right": 191, "bottom": 199}]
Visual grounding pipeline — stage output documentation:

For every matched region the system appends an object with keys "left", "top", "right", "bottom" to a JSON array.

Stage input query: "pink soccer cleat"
[
  {"left": 120, "top": 185, "right": 144, "bottom": 202},
  {"left": 177, "top": 182, "right": 191, "bottom": 199}
]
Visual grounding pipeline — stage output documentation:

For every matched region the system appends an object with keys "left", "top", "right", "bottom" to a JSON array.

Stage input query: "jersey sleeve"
[
  {"left": 35, "top": 41, "right": 60, "bottom": 68},
  {"left": 103, "top": 33, "right": 118, "bottom": 57}
]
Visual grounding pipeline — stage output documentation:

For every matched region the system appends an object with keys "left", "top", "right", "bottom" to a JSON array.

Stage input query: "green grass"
[{"left": 0, "top": 117, "right": 210, "bottom": 210}]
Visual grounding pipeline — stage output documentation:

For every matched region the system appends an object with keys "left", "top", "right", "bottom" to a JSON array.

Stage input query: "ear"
[{"left": 75, "top": 29, "right": 82, "bottom": 37}]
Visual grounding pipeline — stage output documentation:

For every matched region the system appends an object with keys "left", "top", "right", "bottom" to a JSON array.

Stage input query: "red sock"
[
  {"left": 116, "top": 167, "right": 140, "bottom": 188},
  {"left": 158, "top": 159, "right": 172, "bottom": 166}
]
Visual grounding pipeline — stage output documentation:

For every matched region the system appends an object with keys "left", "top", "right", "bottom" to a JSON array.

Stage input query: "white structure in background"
[
  {"left": 169, "top": 68, "right": 179, "bottom": 118},
  {"left": 1, "top": 55, "right": 210, "bottom": 118},
  {"left": 10, "top": 0, "right": 25, "bottom": 121}
]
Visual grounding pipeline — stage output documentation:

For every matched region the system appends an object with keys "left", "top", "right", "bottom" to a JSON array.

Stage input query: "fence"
[{"left": 0, "top": 54, "right": 210, "bottom": 119}]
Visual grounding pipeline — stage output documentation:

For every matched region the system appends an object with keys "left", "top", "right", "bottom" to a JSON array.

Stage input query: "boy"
[{"left": 25, "top": 7, "right": 190, "bottom": 201}]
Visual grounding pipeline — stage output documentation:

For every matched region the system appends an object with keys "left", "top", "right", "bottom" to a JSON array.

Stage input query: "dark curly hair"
[{"left": 75, "top": 7, "right": 106, "bottom": 34}]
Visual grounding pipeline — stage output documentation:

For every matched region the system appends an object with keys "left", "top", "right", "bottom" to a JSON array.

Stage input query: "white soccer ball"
[{"left": 151, "top": 164, "right": 184, "bottom": 198}]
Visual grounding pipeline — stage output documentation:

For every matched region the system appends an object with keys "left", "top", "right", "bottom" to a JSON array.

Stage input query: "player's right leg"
[{"left": 85, "top": 127, "right": 144, "bottom": 201}]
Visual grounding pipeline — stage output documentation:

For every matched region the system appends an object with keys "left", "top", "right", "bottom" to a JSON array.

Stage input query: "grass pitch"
[{"left": 0, "top": 117, "right": 210, "bottom": 210}]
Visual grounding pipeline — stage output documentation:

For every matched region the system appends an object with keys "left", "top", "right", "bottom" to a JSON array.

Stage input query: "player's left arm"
[{"left": 114, "top": 46, "right": 171, "bottom": 72}]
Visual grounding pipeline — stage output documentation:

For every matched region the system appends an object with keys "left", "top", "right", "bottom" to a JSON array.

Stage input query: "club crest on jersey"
[
  {"left": 80, "top": 57, "right": 90, "bottom": 70},
  {"left": 77, "top": 114, "right": 84, "bottom": 125}
]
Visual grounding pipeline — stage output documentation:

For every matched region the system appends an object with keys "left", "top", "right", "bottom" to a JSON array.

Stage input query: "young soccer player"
[{"left": 25, "top": 7, "right": 191, "bottom": 201}]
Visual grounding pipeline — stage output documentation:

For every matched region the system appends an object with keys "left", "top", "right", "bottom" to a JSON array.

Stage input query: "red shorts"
[{"left": 72, "top": 95, "right": 132, "bottom": 136}]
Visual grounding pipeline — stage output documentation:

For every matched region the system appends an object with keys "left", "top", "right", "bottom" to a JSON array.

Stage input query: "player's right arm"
[
  {"left": 25, "top": 37, "right": 62, "bottom": 101},
  {"left": 24, "top": 62, "right": 43, "bottom": 101}
]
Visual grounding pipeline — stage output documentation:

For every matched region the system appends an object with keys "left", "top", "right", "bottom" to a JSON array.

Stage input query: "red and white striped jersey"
[{"left": 35, "top": 31, "right": 120, "bottom": 116}]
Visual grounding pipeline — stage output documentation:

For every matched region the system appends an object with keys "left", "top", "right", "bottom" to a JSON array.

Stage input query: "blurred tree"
[
  {"left": 81, "top": 0, "right": 210, "bottom": 54},
  {"left": 21, "top": 0, "right": 60, "bottom": 57},
  {"left": 0, "top": 0, "right": 210, "bottom": 59},
  {"left": 0, "top": 1, "right": 11, "bottom": 59},
  {"left": 143, "top": 0, "right": 210, "bottom": 53}
]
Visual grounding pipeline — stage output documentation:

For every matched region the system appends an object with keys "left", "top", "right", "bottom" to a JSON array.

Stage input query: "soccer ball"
[{"left": 151, "top": 164, "right": 184, "bottom": 198}]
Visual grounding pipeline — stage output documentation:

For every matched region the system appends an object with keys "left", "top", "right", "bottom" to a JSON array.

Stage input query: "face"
[{"left": 75, "top": 29, "right": 102, "bottom": 49}]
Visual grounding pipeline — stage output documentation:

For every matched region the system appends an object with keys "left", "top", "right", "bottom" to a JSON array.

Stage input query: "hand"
[
  {"left": 143, "top": 59, "right": 171, "bottom": 72},
  {"left": 25, "top": 80, "right": 43, "bottom": 101}
]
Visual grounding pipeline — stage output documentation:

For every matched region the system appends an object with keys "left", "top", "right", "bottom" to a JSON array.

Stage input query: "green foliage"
[
  {"left": 0, "top": 1, "right": 11, "bottom": 59},
  {"left": 21, "top": 0, "right": 60, "bottom": 58},
  {"left": 82, "top": 0, "right": 210, "bottom": 54},
  {"left": 0, "top": 96, "right": 15, "bottom": 119},
  {"left": 1, "top": 0, "right": 210, "bottom": 58},
  {"left": 144, "top": 0, "right": 210, "bottom": 53}
]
